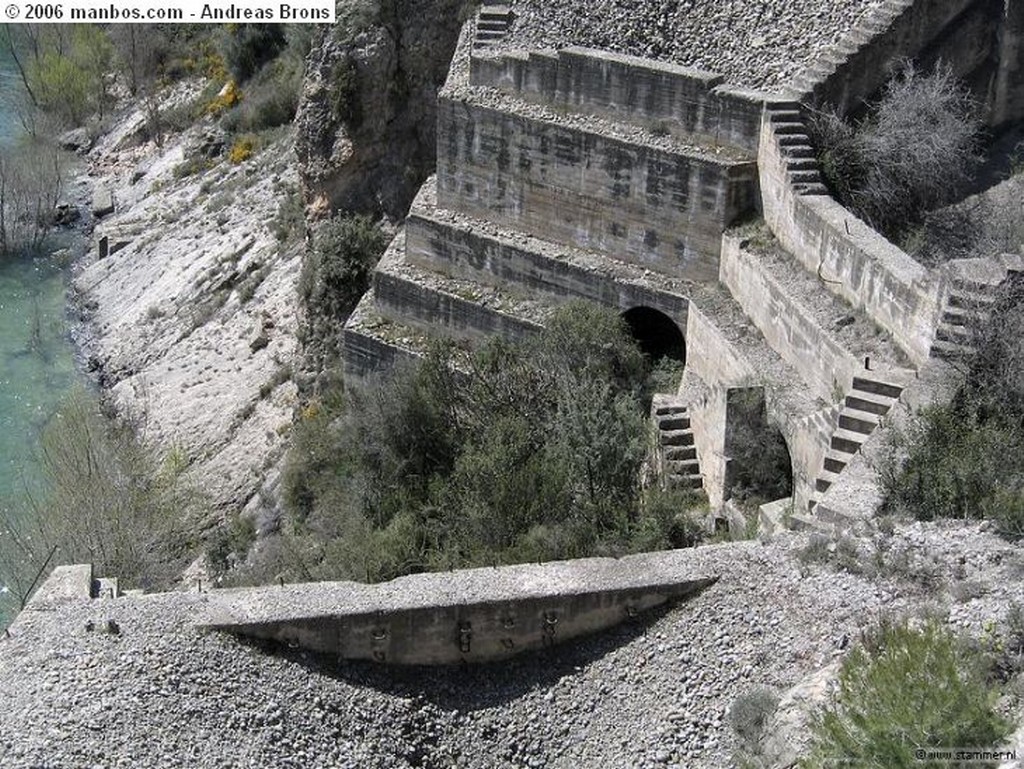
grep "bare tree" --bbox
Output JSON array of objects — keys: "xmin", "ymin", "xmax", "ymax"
[{"xmin": 0, "ymin": 139, "xmax": 63, "ymax": 257}]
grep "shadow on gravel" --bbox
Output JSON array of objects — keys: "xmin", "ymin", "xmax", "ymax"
[{"xmin": 248, "ymin": 602, "xmax": 676, "ymax": 710}]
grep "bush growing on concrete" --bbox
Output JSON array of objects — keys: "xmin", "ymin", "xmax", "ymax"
[
  {"xmin": 810, "ymin": 62, "xmax": 982, "ymax": 245},
  {"xmin": 802, "ymin": 618, "xmax": 1009, "ymax": 768},
  {"xmin": 272, "ymin": 302, "xmax": 702, "ymax": 584}
]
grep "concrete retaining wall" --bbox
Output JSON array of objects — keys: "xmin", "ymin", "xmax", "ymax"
[
  {"xmin": 199, "ymin": 550, "xmax": 719, "ymax": 664},
  {"xmin": 798, "ymin": 0, "xmax": 1023, "ymax": 127},
  {"xmin": 471, "ymin": 47, "xmax": 767, "ymax": 152},
  {"xmin": 406, "ymin": 210, "xmax": 690, "ymax": 326},
  {"xmin": 758, "ymin": 117, "xmax": 942, "ymax": 366},
  {"xmin": 681, "ymin": 308, "xmax": 756, "ymax": 507},
  {"xmin": 720, "ymin": 234, "xmax": 860, "ymax": 402},
  {"xmin": 436, "ymin": 97, "xmax": 758, "ymax": 282},
  {"xmin": 342, "ymin": 322, "xmax": 421, "ymax": 385},
  {"xmin": 373, "ymin": 267, "xmax": 541, "ymax": 344}
]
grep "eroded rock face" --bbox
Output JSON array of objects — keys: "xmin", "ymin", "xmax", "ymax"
[
  {"xmin": 295, "ymin": 0, "xmax": 475, "ymax": 220},
  {"xmin": 73, "ymin": 106, "xmax": 303, "ymax": 515}
]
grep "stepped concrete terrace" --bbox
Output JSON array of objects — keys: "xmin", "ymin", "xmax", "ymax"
[
  {"xmin": 346, "ymin": 1, "xmax": 1024, "ymax": 532},
  {"xmin": 438, "ymin": 38, "xmax": 761, "ymax": 283}
]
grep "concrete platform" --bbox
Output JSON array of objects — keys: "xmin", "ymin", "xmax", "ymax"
[{"xmin": 197, "ymin": 550, "xmax": 718, "ymax": 665}]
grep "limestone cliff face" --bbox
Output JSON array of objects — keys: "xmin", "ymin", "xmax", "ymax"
[
  {"xmin": 295, "ymin": 0, "xmax": 476, "ymax": 220},
  {"xmin": 74, "ymin": 86, "xmax": 302, "ymax": 518}
]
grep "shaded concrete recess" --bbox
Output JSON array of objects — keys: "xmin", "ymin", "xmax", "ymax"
[{"xmin": 197, "ymin": 551, "xmax": 717, "ymax": 665}]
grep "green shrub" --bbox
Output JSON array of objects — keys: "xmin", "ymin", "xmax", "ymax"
[
  {"xmin": 0, "ymin": 390, "xmax": 206, "ymax": 619},
  {"xmin": 270, "ymin": 302, "xmax": 706, "ymax": 585},
  {"xmin": 299, "ymin": 213, "xmax": 388, "ymax": 323},
  {"xmin": 803, "ymin": 618, "xmax": 1010, "ymax": 769},
  {"xmin": 219, "ymin": 24, "xmax": 286, "ymax": 82}
]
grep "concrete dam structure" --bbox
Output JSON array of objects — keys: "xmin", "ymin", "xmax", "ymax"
[{"xmin": 343, "ymin": 0, "xmax": 1024, "ymax": 523}]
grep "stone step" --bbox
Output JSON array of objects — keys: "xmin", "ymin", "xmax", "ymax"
[
  {"xmin": 822, "ymin": 450, "xmax": 848, "ymax": 475},
  {"xmin": 830, "ymin": 427, "xmax": 865, "ymax": 455},
  {"xmin": 653, "ymin": 401, "xmax": 688, "ymax": 417},
  {"xmin": 658, "ymin": 414, "xmax": 690, "ymax": 431},
  {"xmin": 850, "ymin": 376, "xmax": 903, "ymax": 400},
  {"xmin": 844, "ymin": 391, "xmax": 893, "ymax": 416},
  {"xmin": 789, "ymin": 170, "xmax": 822, "ymax": 185},
  {"xmin": 838, "ymin": 406, "xmax": 882, "ymax": 435},
  {"xmin": 796, "ymin": 182, "xmax": 829, "ymax": 196},
  {"xmin": 773, "ymin": 122, "xmax": 808, "ymax": 136},
  {"xmin": 942, "ymin": 305, "xmax": 980, "ymax": 326},
  {"xmin": 936, "ymin": 324, "xmax": 974, "ymax": 344},
  {"xmin": 666, "ymin": 458, "xmax": 700, "ymax": 475},
  {"xmin": 664, "ymin": 445, "xmax": 697, "ymax": 462},
  {"xmin": 784, "ymin": 145, "xmax": 816, "ymax": 159},
  {"xmin": 477, "ymin": 20, "xmax": 508, "ymax": 31},
  {"xmin": 930, "ymin": 339, "xmax": 974, "ymax": 360},
  {"xmin": 668, "ymin": 474, "xmax": 703, "ymax": 490},
  {"xmin": 947, "ymin": 289, "xmax": 996, "ymax": 310},
  {"xmin": 776, "ymin": 134, "xmax": 811, "ymax": 148},
  {"xmin": 814, "ymin": 468, "xmax": 840, "ymax": 494},
  {"xmin": 476, "ymin": 30, "xmax": 505, "ymax": 40},
  {"xmin": 787, "ymin": 158, "xmax": 820, "ymax": 172},
  {"xmin": 769, "ymin": 110, "xmax": 803, "ymax": 124},
  {"xmin": 661, "ymin": 429, "xmax": 695, "ymax": 447}
]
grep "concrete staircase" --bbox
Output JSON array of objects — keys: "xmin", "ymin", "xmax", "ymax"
[
  {"xmin": 930, "ymin": 277, "xmax": 996, "ymax": 361},
  {"xmin": 764, "ymin": 103, "xmax": 828, "ymax": 196},
  {"xmin": 787, "ymin": 0, "xmax": 917, "ymax": 100},
  {"xmin": 808, "ymin": 376, "xmax": 904, "ymax": 512},
  {"xmin": 474, "ymin": 4, "xmax": 512, "ymax": 50},
  {"xmin": 652, "ymin": 396, "xmax": 702, "ymax": 491}
]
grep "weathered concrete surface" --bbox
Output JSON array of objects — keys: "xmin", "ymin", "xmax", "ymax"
[
  {"xmin": 25, "ymin": 565, "xmax": 93, "ymax": 607},
  {"xmin": 436, "ymin": 88, "xmax": 758, "ymax": 282},
  {"xmin": 198, "ymin": 551, "xmax": 718, "ymax": 665},
  {"xmin": 406, "ymin": 176, "xmax": 692, "ymax": 322},
  {"xmin": 720, "ymin": 233, "xmax": 913, "ymax": 403},
  {"xmin": 471, "ymin": 47, "xmax": 768, "ymax": 152},
  {"xmin": 758, "ymin": 113, "xmax": 942, "ymax": 366}
]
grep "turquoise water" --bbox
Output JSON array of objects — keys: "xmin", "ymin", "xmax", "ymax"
[{"xmin": 0, "ymin": 51, "xmax": 80, "ymax": 618}]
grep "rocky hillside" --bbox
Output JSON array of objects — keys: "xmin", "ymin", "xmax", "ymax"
[
  {"xmin": 295, "ymin": 0, "xmax": 477, "ymax": 221},
  {"xmin": 73, "ymin": 84, "xmax": 302, "ymax": 521}
]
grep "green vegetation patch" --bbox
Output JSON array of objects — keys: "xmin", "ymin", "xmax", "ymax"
[
  {"xmin": 803, "ymin": 618, "xmax": 1011, "ymax": 769},
  {"xmin": 882, "ymin": 283, "xmax": 1024, "ymax": 539},
  {"xmin": 251, "ymin": 302, "xmax": 707, "ymax": 586}
]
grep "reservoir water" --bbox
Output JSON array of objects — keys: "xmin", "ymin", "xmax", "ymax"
[{"xmin": 0, "ymin": 51, "xmax": 80, "ymax": 620}]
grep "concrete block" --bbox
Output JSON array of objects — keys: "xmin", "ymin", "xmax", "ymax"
[{"xmin": 92, "ymin": 186, "xmax": 114, "ymax": 218}]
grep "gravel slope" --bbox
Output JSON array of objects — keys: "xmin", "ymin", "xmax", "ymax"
[
  {"xmin": 3, "ymin": 522, "xmax": 1021, "ymax": 769},
  {"xmin": 500, "ymin": 0, "xmax": 884, "ymax": 90}
]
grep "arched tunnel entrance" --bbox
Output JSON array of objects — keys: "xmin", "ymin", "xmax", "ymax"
[{"xmin": 621, "ymin": 306, "xmax": 686, "ymax": 363}]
